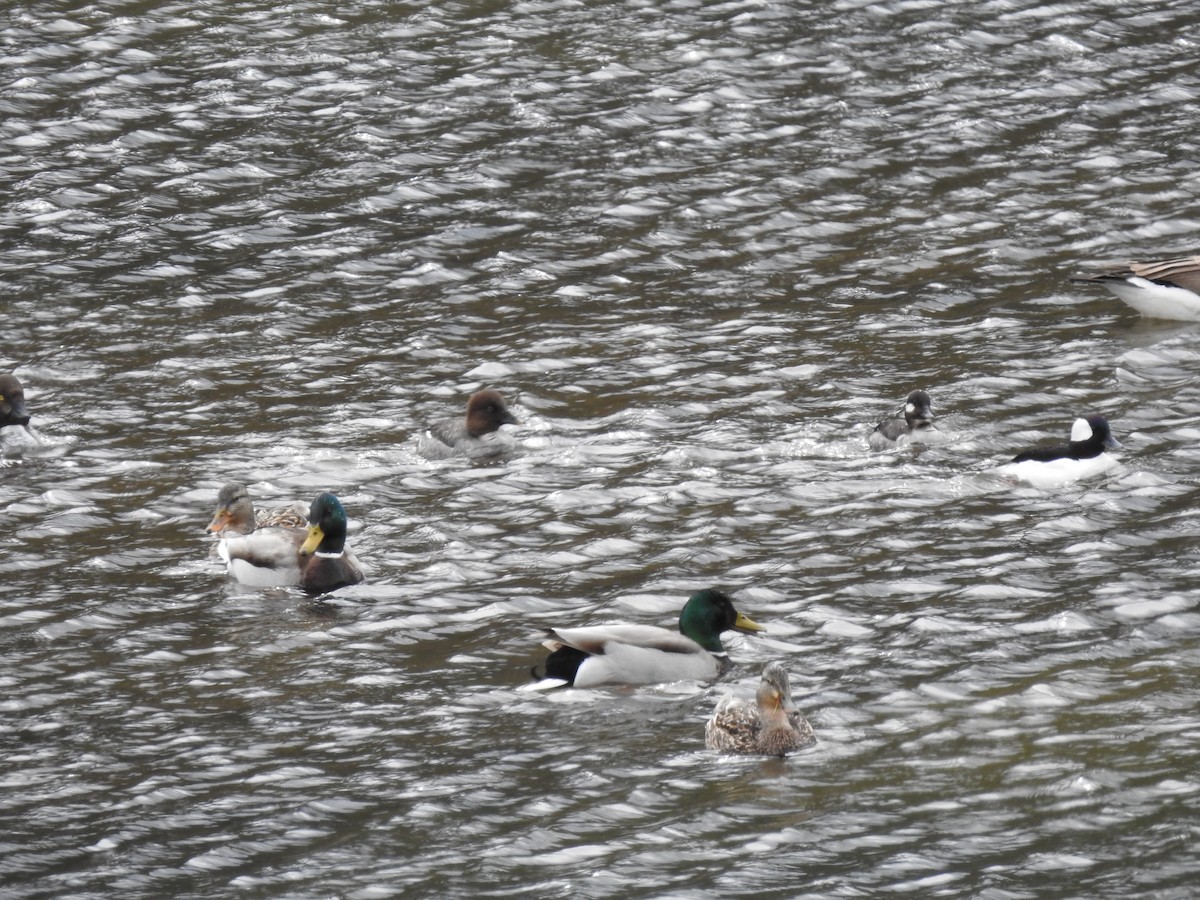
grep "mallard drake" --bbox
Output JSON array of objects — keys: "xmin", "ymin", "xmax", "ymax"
[
  {"xmin": 1071, "ymin": 255, "xmax": 1200, "ymax": 321},
  {"xmin": 528, "ymin": 588, "xmax": 765, "ymax": 689},
  {"xmin": 998, "ymin": 414, "xmax": 1121, "ymax": 488},
  {"xmin": 296, "ymin": 492, "xmax": 364, "ymax": 594},
  {"xmin": 705, "ymin": 661, "xmax": 815, "ymax": 756},
  {"xmin": 425, "ymin": 389, "xmax": 519, "ymax": 458},
  {"xmin": 0, "ymin": 374, "xmax": 32, "ymax": 429},
  {"xmin": 207, "ymin": 483, "xmax": 308, "ymax": 536},
  {"xmin": 868, "ymin": 389, "xmax": 940, "ymax": 451}
]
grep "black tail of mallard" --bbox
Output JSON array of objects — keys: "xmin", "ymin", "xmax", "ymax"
[{"xmin": 530, "ymin": 644, "xmax": 587, "ymax": 686}]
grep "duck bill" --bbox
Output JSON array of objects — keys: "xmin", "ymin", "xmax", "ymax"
[
  {"xmin": 733, "ymin": 612, "xmax": 766, "ymax": 634},
  {"xmin": 206, "ymin": 509, "xmax": 232, "ymax": 533},
  {"xmin": 768, "ymin": 694, "xmax": 797, "ymax": 726},
  {"xmin": 9, "ymin": 399, "xmax": 30, "ymax": 427},
  {"xmin": 1104, "ymin": 434, "xmax": 1122, "ymax": 450},
  {"xmin": 299, "ymin": 524, "xmax": 324, "ymax": 556}
]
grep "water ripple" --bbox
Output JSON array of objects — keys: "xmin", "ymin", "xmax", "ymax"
[{"xmin": 5, "ymin": 0, "xmax": 1200, "ymax": 897}]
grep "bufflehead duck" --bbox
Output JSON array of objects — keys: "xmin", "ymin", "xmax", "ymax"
[
  {"xmin": 0, "ymin": 374, "xmax": 32, "ymax": 430},
  {"xmin": 998, "ymin": 415, "xmax": 1121, "ymax": 488},
  {"xmin": 705, "ymin": 661, "xmax": 815, "ymax": 757},
  {"xmin": 869, "ymin": 389, "xmax": 938, "ymax": 450},
  {"xmin": 526, "ymin": 588, "xmax": 765, "ymax": 690},
  {"xmin": 1071, "ymin": 255, "xmax": 1200, "ymax": 321},
  {"xmin": 424, "ymin": 389, "xmax": 519, "ymax": 458}
]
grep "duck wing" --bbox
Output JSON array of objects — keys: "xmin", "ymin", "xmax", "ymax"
[
  {"xmin": 218, "ymin": 527, "xmax": 305, "ymax": 586},
  {"xmin": 428, "ymin": 417, "xmax": 468, "ymax": 448},
  {"xmin": 705, "ymin": 695, "xmax": 761, "ymax": 752},
  {"xmin": 546, "ymin": 623, "xmax": 703, "ymax": 656},
  {"xmin": 1125, "ymin": 256, "xmax": 1200, "ymax": 292},
  {"xmin": 257, "ymin": 501, "xmax": 308, "ymax": 530}
]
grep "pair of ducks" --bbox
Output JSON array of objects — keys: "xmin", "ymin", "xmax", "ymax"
[
  {"xmin": 871, "ymin": 390, "xmax": 1122, "ymax": 488},
  {"xmin": 989, "ymin": 253, "xmax": 1200, "ymax": 483},
  {"xmin": 208, "ymin": 484, "xmax": 364, "ymax": 594},
  {"xmin": 532, "ymin": 587, "xmax": 815, "ymax": 757},
  {"xmin": 206, "ymin": 389, "xmax": 521, "ymax": 592}
]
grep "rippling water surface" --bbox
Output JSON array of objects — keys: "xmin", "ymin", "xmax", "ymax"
[{"xmin": 4, "ymin": 0, "xmax": 1200, "ymax": 897}]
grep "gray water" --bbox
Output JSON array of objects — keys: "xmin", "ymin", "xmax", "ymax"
[{"xmin": 4, "ymin": 0, "xmax": 1200, "ymax": 897}]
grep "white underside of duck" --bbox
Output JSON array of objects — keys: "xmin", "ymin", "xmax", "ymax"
[
  {"xmin": 541, "ymin": 622, "xmax": 726, "ymax": 688},
  {"xmin": 997, "ymin": 453, "xmax": 1119, "ymax": 489},
  {"xmin": 1100, "ymin": 277, "xmax": 1200, "ymax": 321},
  {"xmin": 217, "ymin": 532, "xmax": 303, "ymax": 587},
  {"xmin": 572, "ymin": 641, "xmax": 723, "ymax": 688}
]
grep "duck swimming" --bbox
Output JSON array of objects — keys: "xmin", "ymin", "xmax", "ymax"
[
  {"xmin": 1071, "ymin": 255, "xmax": 1200, "ymax": 321},
  {"xmin": 424, "ymin": 389, "xmax": 519, "ymax": 458},
  {"xmin": 207, "ymin": 483, "xmax": 308, "ymax": 536},
  {"xmin": 705, "ymin": 661, "xmax": 815, "ymax": 757},
  {"xmin": 998, "ymin": 414, "xmax": 1121, "ymax": 488},
  {"xmin": 296, "ymin": 492, "xmax": 364, "ymax": 594},
  {"xmin": 216, "ymin": 490, "xmax": 363, "ymax": 593},
  {"xmin": 528, "ymin": 588, "xmax": 765, "ymax": 689},
  {"xmin": 868, "ymin": 389, "xmax": 939, "ymax": 450},
  {"xmin": 0, "ymin": 374, "xmax": 32, "ymax": 430},
  {"xmin": 212, "ymin": 485, "xmax": 309, "ymax": 588}
]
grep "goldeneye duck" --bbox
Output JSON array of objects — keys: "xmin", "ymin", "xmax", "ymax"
[
  {"xmin": 525, "ymin": 588, "xmax": 765, "ymax": 690},
  {"xmin": 1071, "ymin": 255, "xmax": 1200, "ymax": 321},
  {"xmin": 424, "ymin": 389, "xmax": 519, "ymax": 458},
  {"xmin": 0, "ymin": 374, "xmax": 32, "ymax": 430},
  {"xmin": 705, "ymin": 661, "xmax": 815, "ymax": 757},
  {"xmin": 868, "ymin": 389, "xmax": 938, "ymax": 450},
  {"xmin": 998, "ymin": 414, "xmax": 1121, "ymax": 488}
]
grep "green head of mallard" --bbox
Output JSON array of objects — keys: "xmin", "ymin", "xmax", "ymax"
[
  {"xmin": 678, "ymin": 588, "xmax": 765, "ymax": 654},
  {"xmin": 300, "ymin": 492, "xmax": 350, "ymax": 557}
]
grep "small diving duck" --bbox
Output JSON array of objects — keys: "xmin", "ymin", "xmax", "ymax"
[
  {"xmin": 424, "ymin": 389, "xmax": 519, "ymax": 458},
  {"xmin": 528, "ymin": 588, "xmax": 765, "ymax": 689},
  {"xmin": 998, "ymin": 414, "xmax": 1121, "ymax": 488},
  {"xmin": 0, "ymin": 374, "xmax": 32, "ymax": 430},
  {"xmin": 868, "ymin": 389, "xmax": 938, "ymax": 450},
  {"xmin": 705, "ymin": 661, "xmax": 815, "ymax": 757},
  {"xmin": 1071, "ymin": 255, "xmax": 1200, "ymax": 321},
  {"xmin": 296, "ymin": 492, "xmax": 365, "ymax": 594}
]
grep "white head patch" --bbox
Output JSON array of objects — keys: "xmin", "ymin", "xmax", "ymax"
[
  {"xmin": 1069, "ymin": 417, "xmax": 1091, "ymax": 442},
  {"xmin": 905, "ymin": 402, "xmax": 916, "ymax": 414}
]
